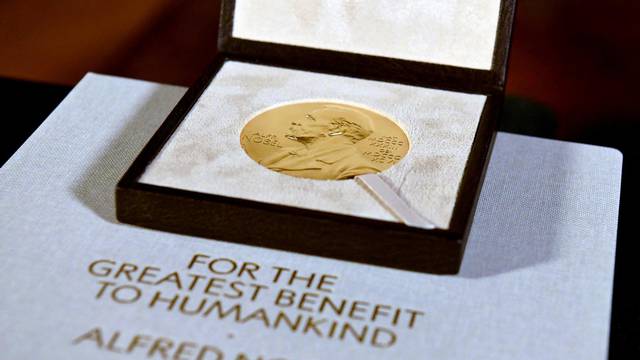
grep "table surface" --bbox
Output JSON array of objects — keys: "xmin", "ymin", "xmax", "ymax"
[{"xmin": 0, "ymin": 73, "xmax": 623, "ymax": 359}]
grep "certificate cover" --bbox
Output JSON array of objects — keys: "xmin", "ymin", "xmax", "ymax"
[{"xmin": 0, "ymin": 74, "xmax": 621, "ymax": 359}]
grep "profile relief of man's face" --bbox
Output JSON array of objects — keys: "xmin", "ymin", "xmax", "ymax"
[
  {"xmin": 286, "ymin": 105, "xmax": 374, "ymax": 145},
  {"xmin": 260, "ymin": 103, "xmax": 385, "ymax": 180}
]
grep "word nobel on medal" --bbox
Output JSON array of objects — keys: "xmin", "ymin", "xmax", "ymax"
[
  {"xmin": 239, "ymin": 100, "xmax": 435, "ymax": 229},
  {"xmin": 240, "ymin": 101, "xmax": 410, "ymax": 180}
]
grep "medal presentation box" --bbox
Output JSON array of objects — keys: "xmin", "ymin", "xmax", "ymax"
[{"xmin": 116, "ymin": 0, "xmax": 517, "ymax": 274}]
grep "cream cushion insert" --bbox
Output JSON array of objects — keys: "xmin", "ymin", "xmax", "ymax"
[
  {"xmin": 140, "ymin": 61, "xmax": 487, "ymax": 229},
  {"xmin": 232, "ymin": 0, "xmax": 502, "ymax": 70}
]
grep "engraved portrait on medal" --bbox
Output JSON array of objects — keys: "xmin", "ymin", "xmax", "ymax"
[{"xmin": 240, "ymin": 101, "xmax": 410, "ymax": 180}]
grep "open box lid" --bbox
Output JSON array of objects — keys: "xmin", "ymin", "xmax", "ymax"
[{"xmin": 219, "ymin": 0, "xmax": 516, "ymax": 93}]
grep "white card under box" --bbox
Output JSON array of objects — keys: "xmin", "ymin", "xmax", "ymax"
[{"xmin": 116, "ymin": 0, "xmax": 517, "ymax": 274}]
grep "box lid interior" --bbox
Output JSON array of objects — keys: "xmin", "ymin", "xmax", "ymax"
[{"xmin": 219, "ymin": 0, "xmax": 515, "ymax": 92}]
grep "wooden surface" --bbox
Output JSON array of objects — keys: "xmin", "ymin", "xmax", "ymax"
[{"xmin": 0, "ymin": 0, "xmax": 220, "ymax": 86}]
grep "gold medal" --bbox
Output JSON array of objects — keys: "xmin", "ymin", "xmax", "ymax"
[{"xmin": 240, "ymin": 101, "xmax": 410, "ymax": 180}]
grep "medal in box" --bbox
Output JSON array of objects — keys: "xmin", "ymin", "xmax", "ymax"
[{"xmin": 116, "ymin": 0, "xmax": 517, "ymax": 274}]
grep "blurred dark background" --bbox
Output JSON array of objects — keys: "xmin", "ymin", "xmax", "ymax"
[{"xmin": 0, "ymin": 0, "xmax": 637, "ymax": 358}]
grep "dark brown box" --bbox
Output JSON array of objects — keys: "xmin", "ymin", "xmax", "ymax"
[{"xmin": 116, "ymin": 0, "xmax": 517, "ymax": 274}]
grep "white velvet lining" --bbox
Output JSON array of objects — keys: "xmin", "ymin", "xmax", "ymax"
[
  {"xmin": 232, "ymin": 0, "xmax": 502, "ymax": 70},
  {"xmin": 140, "ymin": 61, "xmax": 487, "ymax": 229}
]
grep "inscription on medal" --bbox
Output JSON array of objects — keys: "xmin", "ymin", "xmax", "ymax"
[
  {"xmin": 364, "ymin": 136, "xmax": 406, "ymax": 165},
  {"xmin": 241, "ymin": 132, "xmax": 283, "ymax": 148}
]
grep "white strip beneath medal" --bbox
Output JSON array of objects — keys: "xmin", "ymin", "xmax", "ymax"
[{"xmin": 355, "ymin": 174, "xmax": 436, "ymax": 230}]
